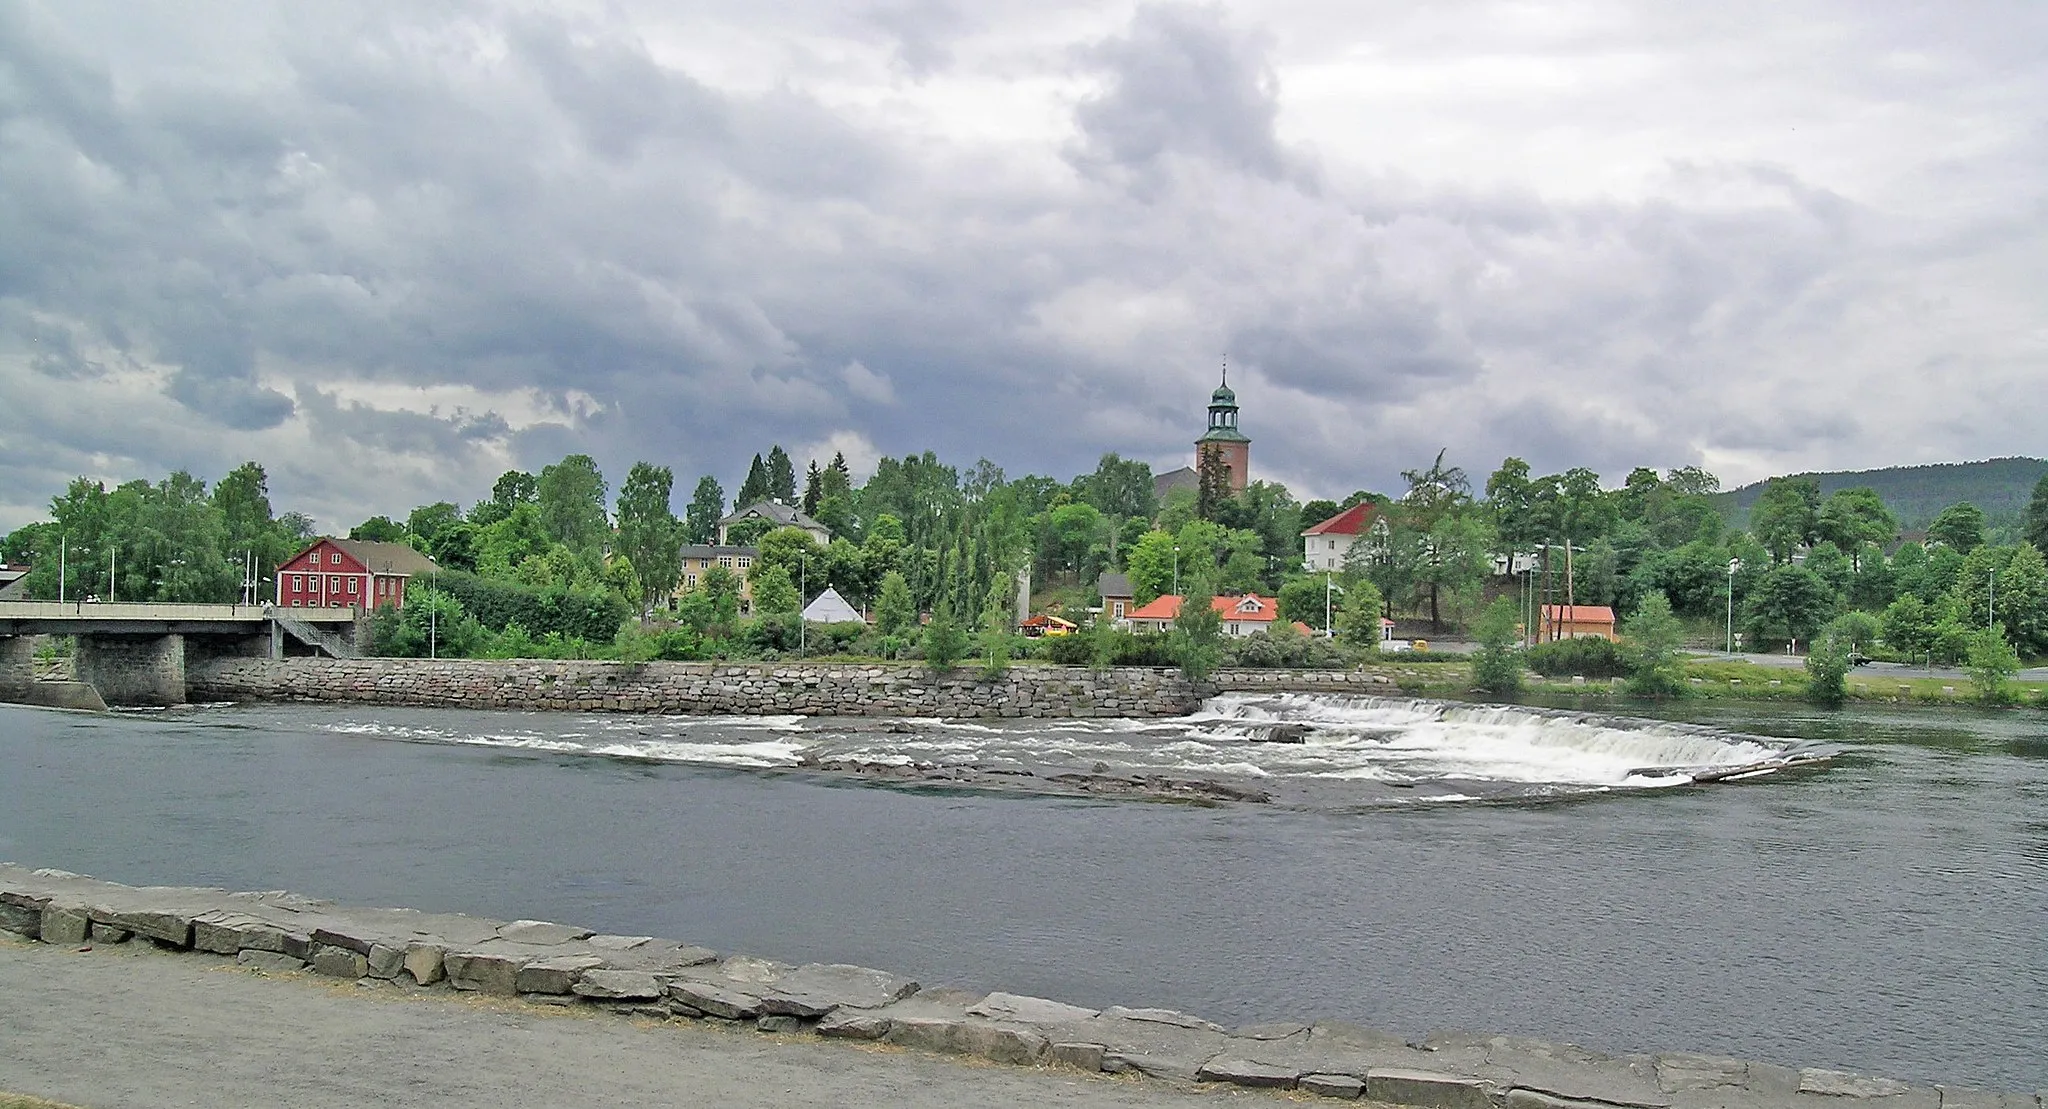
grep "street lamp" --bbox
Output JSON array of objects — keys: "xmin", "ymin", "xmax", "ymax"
[
  {"xmin": 1172, "ymin": 545, "xmax": 1181, "ymax": 595},
  {"xmin": 1323, "ymin": 573, "xmax": 1343, "ymax": 639},
  {"xmin": 799, "ymin": 553, "xmax": 808, "ymax": 653},
  {"xmin": 1726, "ymin": 558, "xmax": 1741, "ymax": 656}
]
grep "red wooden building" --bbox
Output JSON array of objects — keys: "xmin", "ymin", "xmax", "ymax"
[{"xmin": 275, "ymin": 538, "xmax": 440, "ymax": 612}]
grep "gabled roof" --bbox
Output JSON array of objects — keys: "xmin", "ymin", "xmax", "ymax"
[
  {"xmin": 1126, "ymin": 593, "xmax": 1284, "ymax": 623},
  {"xmin": 1097, "ymin": 572, "xmax": 1133, "ymax": 599},
  {"xmin": 719, "ymin": 500, "xmax": 829, "ymax": 533},
  {"xmin": 1302, "ymin": 502, "xmax": 1380, "ymax": 537},
  {"xmin": 318, "ymin": 538, "xmax": 440, "ymax": 576}
]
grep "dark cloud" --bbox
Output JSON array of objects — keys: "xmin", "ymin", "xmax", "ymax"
[{"xmin": 0, "ymin": 0, "xmax": 2042, "ymax": 530}]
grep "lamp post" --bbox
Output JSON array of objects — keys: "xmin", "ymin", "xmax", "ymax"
[
  {"xmin": 1172, "ymin": 545, "xmax": 1180, "ymax": 595},
  {"xmin": 799, "ymin": 553, "xmax": 808, "ymax": 653},
  {"xmin": 1726, "ymin": 558, "xmax": 1740, "ymax": 656},
  {"xmin": 1324, "ymin": 573, "xmax": 1344, "ymax": 639},
  {"xmin": 57, "ymin": 535, "xmax": 66, "ymax": 604}
]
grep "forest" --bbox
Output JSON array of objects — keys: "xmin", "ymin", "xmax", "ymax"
[{"xmin": 6, "ymin": 445, "xmax": 2047, "ymax": 675}]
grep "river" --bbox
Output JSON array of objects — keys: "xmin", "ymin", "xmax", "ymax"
[{"xmin": 1, "ymin": 694, "xmax": 2041, "ymax": 1090}]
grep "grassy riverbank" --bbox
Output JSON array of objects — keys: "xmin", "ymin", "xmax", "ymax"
[{"xmin": 1348, "ymin": 657, "xmax": 2048, "ymax": 707}]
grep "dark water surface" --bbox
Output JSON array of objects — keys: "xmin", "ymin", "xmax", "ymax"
[{"xmin": 1, "ymin": 697, "xmax": 2041, "ymax": 1089}]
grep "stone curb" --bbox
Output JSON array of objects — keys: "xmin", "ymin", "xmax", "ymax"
[{"xmin": 1, "ymin": 863, "xmax": 2034, "ymax": 1109}]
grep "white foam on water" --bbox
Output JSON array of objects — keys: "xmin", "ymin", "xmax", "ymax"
[
  {"xmin": 585, "ymin": 738, "xmax": 806, "ymax": 768},
  {"xmin": 1200, "ymin": 693, "xmax": 1796, "ymax": 788}
]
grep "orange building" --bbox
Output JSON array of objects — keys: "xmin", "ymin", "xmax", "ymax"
[{"xmin": 1538, "ymin": 604, "xmax": 1618, "ymax": 642}]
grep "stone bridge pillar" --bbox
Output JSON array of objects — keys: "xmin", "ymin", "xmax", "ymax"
[
  {"xmin": 0, "ymin": 635, "xmax": 33, "ymax": 701},
  {"xmin": 74, "ymin": 634, "xmax": 187, "ymax": 707}
]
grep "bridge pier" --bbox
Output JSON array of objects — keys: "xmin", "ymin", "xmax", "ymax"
[
  {"xmin": 0, "ymin": 636, "xmax": 32, "ymax": 701},
  {"xmin": 75, "ymin": 634, "xmax": 187, "ymax": 707}
]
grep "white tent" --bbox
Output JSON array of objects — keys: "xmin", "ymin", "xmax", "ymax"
[{"xmin": 801, "ymin": 587, "xmax": 864, "ymax": 624}]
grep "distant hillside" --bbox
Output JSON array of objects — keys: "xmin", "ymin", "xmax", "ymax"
[{"xmin": 1718, "ymin": 457, "xmax": 2047, "ymax": 530}]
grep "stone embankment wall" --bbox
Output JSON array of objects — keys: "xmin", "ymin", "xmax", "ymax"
[
  {"xmin": 2, "ymin": 865, "xmax": 2028, "ymax": 1107},
  {"xmin": 188, "ymin": 658, "xmax": 1212, "ymax": 717}
]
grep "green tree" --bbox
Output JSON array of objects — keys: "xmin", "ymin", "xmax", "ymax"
[
  {"xmin": 802, "ymin": 460, "xmax": 824, "ymax": 515},
  {"xmin": 1078, "ymin": 452, "xmax": 1157, "ymax": 521},
  {"xmin": 766, "ymin": 445, "xmax": 798, "ymax": 504},
  {"xmin": 1880, "ymin": 595, "xmax": 1936, "ymax": 661},
  {"xmin": 470, "ymin": 470, "xmax": 537, "ymax": 527},
  {"xmin": 683, "ymin": 476, "xmax": 725, "ymax": 545},
  {"xmin": 1125, "ymin": 529, "xmax": 1179, "ymax": 602},
  {"xmin": 1622, "ymin": 592, "xmax": 1686, "ymax": 696},
  {"xmin": 874, "ymin": 571, "xmax": 915, "ymax": 636},
  {"xmin": 615, "ymin": 462, "xmax": 681, "ymax": 620},
  {"xmin": 736, "ymin": 454, "xmax": 772, "ymax": 509},
  {"xmin": 1749, "ymin": 477, "xmax": 1821, "ymax": 563},
  {"xmin": 978, "ymin": 576, "xmax": 1014, "ymax": 678},
  {"xmin": 1805, "ymin": 620, "xmax": 1852, "ymax": 707},
  {"xmin": 1927, "ymin": 502, "xmax": 1985, "ymax": 554},
  {"xmin": 1744, "ymin": 563, "xmax": 1836, "ymax": 648},
  {"xmin": 474, "ymin": 503, "xmax": 554, "ymax": 578},
  {"xmin": 1965, "ymin": 627, "xmax": 2020, "ymax": 703},
  {"xmin": 1172, "ymin": 578, "xmax": 1223, "ymax": 681},
  {"xmin": 536, "ymin": 454, "xmax": 609, "ymax": 557},
  {"xmin": 351, "ymin": 516, "xmax": 406, "ymax": 542},
  {"xmin": 1335, "ymin": 579, "xmax": 1386, "ymax": 649},
  {"xmin": 2026, "ymin": 474, "xmax": 2048, "ymax": 559},
  {"xmin": 1195, "ymin": 445, "xmax": 1232, "ymax": 522},
  {"xmin": 1484, "ymin": 456, "xmax": 1541, "ymax": 556},
  {"xmin": 1277, "ymin": 575, "xmax": 1333, "ymax": 632},
  {"xmin": 1471, "ymin": 596, "xmax": 1523, "ymax": 696},
  {"xmin": 749, "ymin": 564, "xmax": 800, "ymax": 616},
  {"xmin": 1417, "ymin": 511, "xmax": 1494, "ymax": 631},
  {"xmin": 1816, "ymin": 488, "xmax": 1897, "ymax": 557},
  {"xmin": 756, "ymin": 527, "xmax": 826, "ymax": 589},
  {"xmin": 922, "ymin": 611, "xmax": 967, "ymax": 672}
]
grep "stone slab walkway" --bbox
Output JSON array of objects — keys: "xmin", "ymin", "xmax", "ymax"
[{"xmin": 2, "ymin": 864, "xmax": 2035, "ymax": 1109}]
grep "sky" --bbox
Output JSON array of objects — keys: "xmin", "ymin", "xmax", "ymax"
[{"xmin": 2, "ymin": 0, "xmax": 2044, "ymax": 532}]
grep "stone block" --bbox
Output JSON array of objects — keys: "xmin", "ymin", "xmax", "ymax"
[
  {"xmin": 761, "ymin": 963, "xmax": 920, "ymax": 1017},
  {"xmin": 95, "ymin": 907, "xmax": 195, "ymax": 948},
  {"xmin": 366, "ymin": 943, "xmax": 407, "ymax": 980},
  {"xmin": 756, "ymin": 1015, "xmax": 803, "ymax": 1034},
  {"xmin": 1798, "ymin": 1070, "xmax": 1928, "ymax": 1102},
  {"xmin": 1235, "ymin": 1022, "xmax": 1309, "ymax": 1041},
  {"xmin": 403, "ymin": 942, "xmax": 445, "ymax": 986},
  {"xmin": 954, "ymin": 1022, "xmax": 1050, "ymax": 1066},
  {"xmin": 1657, "ymin": 1053, "xmax": 1748, "ymax": 1093},
  {"xmin": 0, "ymin": 894, "xmax": 46, "ymax": 939},
  {"xmin": 966, "ymin": 991, "xmax": 1098, "ymax": 1025},
  {"xmin": 310, "ymin": 944, "xmax": 370, "ymax": 978},
  {"xmin": 497, "ymin": 919, "xmax": 595, "ymax": 945},
  {"xmin": 1507, "ymin": 1090, "xmax": 1616, "ymax": 1109},
  {"xmin": 1368, "ymin": 1067, "xmax": 1500, "ymax": 1109},
  {"xmin": 1101, "ymin": 1005, "xmax": 1228, "ymax": 1033},
  {"xmin": 515, "ymin": 954, "xmax": 606, "ymax": 995},
  {"xmin": 445, "ymin": 949, "xmax": 529, "ymax": 995},
  {"xmin": 571, "ymin": 970, "xmax": 664, "ymax": 1001},
  {"xmin": 1104, "ymin": 1051, "xmax": 1214, "ymax": 1083},
  {"xmin": 1302, "ymin": 1073, "xmax": 1367, "ymax": 1099},
  {"xmin": 1200, "ymin": 1057, "xmax": 1300, "ymax": 1089},
  {"xmin": 816, "ymin": 1009, "xmax": 890, "ymax": 1040},
  {"xmin": 41, "ymin": 906, "xmax": 89, "ymax": 945},
  {"xmin": 88, "ymin": 920, "xmax": 132, "ymax": 944},
  {"xmin": 1933, "ymin": 1088, "xmax": 2037, "ymax": 1109},
  {"xmin": 1050, "ymin": 1042, "xmax": 1107, "ymax": 1072},
  {"xmin": 236, "ymin": 950, "xmax": 307, "ymax": 973},
  {"xmin": 667, "ymin": 981, "xmax": 763, "ymax": 1020}
]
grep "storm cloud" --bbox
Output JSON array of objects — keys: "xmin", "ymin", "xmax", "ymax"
[{"xmin": 1, "ymin": 0, "xmax": 2042, "ymax": 530}]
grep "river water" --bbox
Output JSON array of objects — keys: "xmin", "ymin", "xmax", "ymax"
[{"xmin": 1, "ymin": 694, "xmax": 2042, "ymax": 1089}]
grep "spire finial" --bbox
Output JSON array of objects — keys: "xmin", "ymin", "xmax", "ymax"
[{"xmin": 1221, "ymin": 356, "xmax": 1228, "ymax": 388}]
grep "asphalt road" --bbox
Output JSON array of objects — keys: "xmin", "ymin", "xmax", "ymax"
[{"xmin": 0, "ymin": 939, "xmax": 1267, "ymax": 1109}]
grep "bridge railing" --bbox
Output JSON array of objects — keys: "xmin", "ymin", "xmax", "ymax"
[{"xmin": 0, "ymin": 601, "xmax": 358, "ymax": 623}]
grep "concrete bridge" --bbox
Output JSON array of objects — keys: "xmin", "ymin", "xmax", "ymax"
[{"xmin": 0, "ymin": 601, "xmax": 360, "ymax": 708}]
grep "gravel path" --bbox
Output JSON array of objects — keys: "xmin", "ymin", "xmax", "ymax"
[{"xmin": 0, "ymin": 939, "xmax": 1265, "ymax": 1109}]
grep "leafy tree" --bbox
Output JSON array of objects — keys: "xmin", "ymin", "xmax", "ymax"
[
  {"xmin": 749, "ymin": 564, "xmax": 800, "ymax": 616},
  {"xmin": 724, "ymin": 516, "xmax": 776, "ymax": 548},
  {"xmin": 1335, "ymin": 579, "xmax": 1386, "ymax": 649},
  {"xmin": 1079, "ymin": 452, "xmax": 1157, "ymax": 521},
  {"xmin": 1744, "ymin": 563, "xmax": 1836, "ymax": 648},
  {"xmin": 536, "ymin": 454, "xmax": 609, "ymax": 557},
  {"xmin": 371, "ymin": 587, "xmax": 487, "ymax": 658},
  {"xmin": 1622, "ymin": 592, "xmax": 1686, "ymax": 696},
  {"xmin": 1881, "ymin": 595, "xmax": 1936, "ymax": 661},
  {"xmin": 1417, "ymin": 511, "xmax": 1494, "ymax": 630},
  {"xmin": 756, "ymin": 527, "xmax": 826, "ymax": 590},
  {"xmin": 1277, "ymin": 575, "xmax": 1334, "ymax": 633},
  {"xmin": 1125, "ymin": 529, "xmax": 1179, "ymax": 602},
  {"xmin": 1965, "ymin": 628, "xmax": 2020, "ymax": 703},
  {"xmin": 922, "ymin": 611, "xmax": 967, "ymax": 672},
  {"xmin": 736, "ymin": 454, "xmax": 772, "ymax": 508},
  {"xmin": 470, "ymin": 470, "xmax": 537, "ymax": 527},
  {"xmin": 351, "ymin": 516, "xmax": 406, "ymax": 542},
  {"xmin": 474, "ymin": 503, "xmax": 554, "ymax": 578},
  {"xmin": 1471, "ymin": 596, "xmax": 1524, "ymax": 696},
  {"xmin": 407, "ymin": 502, "xmax": 463, "ymax": 544},
  {"xmin": 1749, "ymin": 477, "xmax": 1821, "ymax": 563},
  {"xmin": 1927, "ymin": 502, "xmax": 1985, "ymax": 554},
  {"xmin": 1172, "ymin": 578, "xmax": 1223, "ymax": 681},
  {"xmin": 766, "ymin": 445, "xmax": 798, "ymax": 504},
  {"xmin": 1830, "ymin": 610, "xmax": 1882, "ymax": 657},
  {"xmin": 2026, "ymin": 474, "xmax": 2048, "ymax": 559},
  {"xmin": 1805, "ymin": 622, "xmax": 1852, "ymax": 707},
  {"xmin": 874, "ymin": 571, "xmax": 915, "ymax": 637},
  {"xmin": 802, "ymin": 460, "xmax": 824, "ymax": 515},
  {"xmin": 428, "ymin": 521, "xmax": 479, "ymax": 573},
  {"xmin": 683, "ymin": 476, "xmax": 724, "ymax": 545},
  {"xmin": 979, "ymin": 578, "xmax": 1014, "ymax": 678},
  {"xmin": 1816, "ymin": 488, "xmax": 1897, "ymax": 556},
  {"xmin": 1195, "ymin": 445, "xmax": 1232, "ymax": 521},
  {"xmin": 1483, "ymin": 456, "xmax": 1542, "ymax": 556},
  {"xmin": 615, "ymin": 462, "xmax": 681, "ymax": 620},
  {"xmin": 1803, "ymin": 541, "xmax": 1853, "ymax": 602},
  {"xmin": 1978, "ymin": 542, "xmax": 2048, "ymax": 656}
]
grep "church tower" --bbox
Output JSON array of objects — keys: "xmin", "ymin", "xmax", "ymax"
[{"xmin": 1195, "ymin": 370, "xmax": 1250, "ymax": 493}]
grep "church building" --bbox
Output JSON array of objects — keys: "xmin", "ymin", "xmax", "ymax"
[{"xmin": 1153, "ymin": 374, "xmax": 1252, "ymax": 500}]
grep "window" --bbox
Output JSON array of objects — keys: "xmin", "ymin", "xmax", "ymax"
[
  {"xmin": 718, "ymin": 556, "xmax": 733, "ymax": 568},
  {"xmin": 292, "ymin": 598, "xmax": 302, "ymax": 607},
  {"xmin": 737, "ymin": 557, "xmax": 752, "ymax": 569},
  {"xmin": 1112, "ymin": 601, "xmax": 1125, "ymax": 618},
  {"xmin": 330, "ymin": 552, "xmax": 341, "ymax": 565},
  {"xmin": 348, "ymin": 579, "xmax": 359, "ymax": 595},
  {"xmin": 329, "ymin": 575, "xmax": 340, "ymax": 591},
  {"xmin": 686, "ymin": 574, "xmax": 697, "ymax": 587}
]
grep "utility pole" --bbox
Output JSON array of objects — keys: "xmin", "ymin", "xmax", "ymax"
[
  {"xmin": 1727, "ymin": 558, "xmax": 1739, "ymax": 656},
  {"xmin": 108, "ymin": 546, "xmax": 116, "ymax": 603},
  {"xmin": 799, "ymin": 554, "xmax": 808, "ymax": 653},
  {"xmin": 429, "ymin": 570, "xmax": 438, "ymax": 659},
  {"xmin": 58, "ymin": 535, "xmax": 66, "ymax": 604}
]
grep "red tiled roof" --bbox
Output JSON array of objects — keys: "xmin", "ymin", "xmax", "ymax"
[
  {"xmin": 1302, "ymin": 502, "xmax": 1378, "ymax": 536},
  {"xmin": 1126, "ymin": 594, "xmax": 1284, "ymax": 622}
]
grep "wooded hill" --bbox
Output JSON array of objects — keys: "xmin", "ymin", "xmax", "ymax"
[{"xmin": 1718, "ymin": 457, "xmax": 2048, "ymax": 530}]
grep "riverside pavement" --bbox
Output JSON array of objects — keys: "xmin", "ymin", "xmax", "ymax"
[{"xmin": 1, "ymin": 864, "xmax": 2036, "ymax": 1109}]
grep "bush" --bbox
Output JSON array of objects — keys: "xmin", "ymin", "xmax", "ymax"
[
  {"xmin": 1966, "ymin": 628, "xmax": 2021, "ymax": 704},
  {"xmin": 434, "ymin": 570, "xmax": 631, "ymax": 642},
  {"xmin": 1221, "ymin": 626, "xmax": 1355, "ymax": 669},
  {"xmin": 1036, "ymin": 632, "xmax": 1096, "ymax": 665},
  {"xmin": 1622, "ymin": 593, "xmax": 1687, "ymax": 697},
  {"xmin": 1805, "ymin": 623, "xmax": 1852, "ymax": 708},
  {"xmin": 1470, "ymin": 596, "xmax": 1523, "ymax": 696},
  {"xmin": 1525, "ymin": 636, "xmax": 1627, "ymax": 679},
  {"xmin": 922, "ymin": 612, "xmax": 967, "ymax": 673}
]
